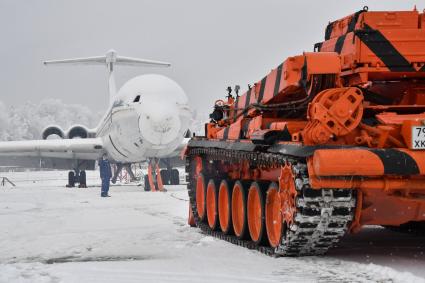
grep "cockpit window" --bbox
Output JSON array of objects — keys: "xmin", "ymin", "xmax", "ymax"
[{"xmin": 133, "ymin": 95, "xmax": 141, "ymax": 103}]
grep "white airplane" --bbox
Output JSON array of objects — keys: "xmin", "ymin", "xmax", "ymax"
[{"xmin": 0, "ymin": 49, "xmax": 191, "ymax": 191}]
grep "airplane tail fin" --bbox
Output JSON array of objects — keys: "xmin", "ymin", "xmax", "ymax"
[{"xmin": 44, "ymin": 49, "xmax": 171, "ymax": 103}]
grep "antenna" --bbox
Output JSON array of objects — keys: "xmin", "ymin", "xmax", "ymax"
[{"xmin": 44, "ymin": 49, "xmax": 171, "ymax": 104}]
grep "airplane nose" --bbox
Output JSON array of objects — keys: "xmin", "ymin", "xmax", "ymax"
[
  {"xmin": 151, "ymin": 116, "xmax": 175, "ymax": 133},
  {"xmin": 139, "ymin": 102, "xmax": 181, "ymax": 145}
]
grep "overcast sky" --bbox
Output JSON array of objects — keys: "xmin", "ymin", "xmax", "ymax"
[{"xmin": 0, "ymin": 0, "xmax": 422, "ymax": 119}]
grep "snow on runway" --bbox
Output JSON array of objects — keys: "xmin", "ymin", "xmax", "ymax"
[{"xmin": 0, "ymin": 171, "xmax": 424, "ymax": 283}]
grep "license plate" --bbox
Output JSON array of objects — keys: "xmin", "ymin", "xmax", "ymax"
[{"xmin": 412, "ymin": 126, "xmax": 425, "ymax": 149}]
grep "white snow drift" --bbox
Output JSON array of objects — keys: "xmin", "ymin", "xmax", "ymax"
[{"xmin": 0, "ymin": 171, "xmax": 424, "ymax": 283}]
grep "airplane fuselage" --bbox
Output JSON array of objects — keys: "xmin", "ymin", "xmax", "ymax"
[
  {"xmin": 0, "ymin": 51, "xmax": 188, "ymax": 188},
  {"xmin": 96, "ymin": 74, "xmax": 191, "ymax": 163}
]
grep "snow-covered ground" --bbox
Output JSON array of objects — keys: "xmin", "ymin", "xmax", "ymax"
[{"xmin": 0, "ymin": 171, "xmax": 424, "ymax": 283}]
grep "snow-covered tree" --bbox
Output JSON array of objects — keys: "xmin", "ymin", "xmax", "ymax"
[{"xmin": 0, "ymin": 99, "xmax": 102, "ymax": 141}]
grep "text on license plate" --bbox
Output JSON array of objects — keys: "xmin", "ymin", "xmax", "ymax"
[{"xmin": 413, "ymin": 126, "xmax": 425, "ymax": 149}]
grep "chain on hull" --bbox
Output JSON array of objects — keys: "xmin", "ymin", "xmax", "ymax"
[{"xmin": 186, "ymin": 146, "xmax": 357, "ymax": 256}]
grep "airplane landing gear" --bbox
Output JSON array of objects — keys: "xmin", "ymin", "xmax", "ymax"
[
  {"xmin": 171, "ymin": 168, "xmax": 179, "ymax": 185},
  {"xmin": 111, "ymin": 163, "xmax": 138, "ymax": 184},
  {"xmin": 160, "ymin": 170, "xmax": 170, "ymax": 185},
  {"xmin": 67, "ymin": 171, "xmax": 75, "ymax": 188},
  {"xmin": 79, "ymin": 171, "xmax": 87, "ymax": 188},
  {"xmin": 145, "ymin": 159, "xmax": 166, "ymax": 192},
  {"xmin": 144, "ymin": 159, "xmax": 181, "ymax": 191},
  {"xmin": 66, "ymin": 169, "xmax": 87, "ymax": 188},
  {"xmin": 144, "ymin": 175, "xmax": 151, "ymax": 191},
  {"xmin": 159, "ymin": 168, "xmax": 180, "ymax": 185}
]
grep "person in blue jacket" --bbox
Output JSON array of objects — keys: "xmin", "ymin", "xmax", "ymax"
[{"xmin": 99, "ymin": 154, "xmax": 112, "ymax": 197}]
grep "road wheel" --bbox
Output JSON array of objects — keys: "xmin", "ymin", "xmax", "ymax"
[
  {"xmin": 265, "ymin": 182, "xmax": 282, "ymax": 248},
  {"xmin": 206, "ymin": 179, "xmax": 219, "ymax": 230},
  {"xmin": 232, "ymin": 181, "xmax": 249, "ymax": 239},
  {"xmin": 247, "ymin": 182, "xmax": 267, "ymax": 245},
  {"xmin": 218, "ymin": 179, "xmax": 233, "ymax": 234},
  {"xmin": 196, "ymin": 173, "xmax": 207, "ymax": 221}
]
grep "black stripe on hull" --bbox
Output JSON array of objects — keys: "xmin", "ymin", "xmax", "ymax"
[
  {"xmin": 355, "ymin": 24, "xmax": 415, "ymax": 72},
  {"xmin": 273, "ymin": 63, "xmax": 283, "ymax": 97},
  {"xmin": 258, "ymin": 77, "xmax": 267, "ymax": 102},
  {"xmin": 325, "ymin": 22, "xmax": 333, "ymax": 41},
  {"xmin": 233, "ymin": 96, "xmax": 239, "ymax": 122},
  {"xmin": 347, "ymin": 9, "xmax": 366, "ymax": 33},
  {"xmin": 334, "ymin": 35, "xmax": 346, "ymax": 54},
  {"xmin": 222, "ymin": 127, "xmax": 229, "ymax": 141},
  {"xmin": 369, "ymin": 149, "xmax": 420, "ymax": 175},
  {"xmin": 243, "ymin": 89, "xmax": 252, "ymax": 118}
]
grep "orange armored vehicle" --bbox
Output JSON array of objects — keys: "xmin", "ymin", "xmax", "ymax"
[{"xmin": 185, "ymin": 7, "xmax": 425, "ymax": 256}]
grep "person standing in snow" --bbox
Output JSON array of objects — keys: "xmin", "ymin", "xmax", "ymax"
[{"xmin": 99, "ymin": 154, "xmax": 112, "ymax": 197}]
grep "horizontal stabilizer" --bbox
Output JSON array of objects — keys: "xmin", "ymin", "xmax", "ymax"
[
  {"xmin": 43, "ymin": 56, "xmax": 108, "ymax": 66},
  {"xmin": 44, "ymin": 49, "xmax": 171, "ymax": 67},
  {"xmin": 114, "ymin": 56, "xmax": 170, "ymax": 67},
  {"xmin": 43, "ymin": 49, "xmax": 170, "ymax": 104}
]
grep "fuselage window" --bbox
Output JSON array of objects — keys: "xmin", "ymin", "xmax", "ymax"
[{"xmin": 133, "ymin": 95, "xmax": 141, "ymax": 103}]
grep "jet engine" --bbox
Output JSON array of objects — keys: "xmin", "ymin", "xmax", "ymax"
[
  {"xmin": 67, "ymin": 125, "xmax": 91, "ymax": 139},
  {"xmin": 42, "ymin": 125, "xmax": 65, "ymax": 140}
]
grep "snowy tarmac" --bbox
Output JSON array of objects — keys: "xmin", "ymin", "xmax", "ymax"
[{"xmin": 0, "ymin": 171, "xmax": 425, "ymax": 283}]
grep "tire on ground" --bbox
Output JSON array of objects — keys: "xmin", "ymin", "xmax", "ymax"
[
  {"xmin": 171, "ymin": 169, "xmax": 180, "ymax": 185},
  {"xmin": 144, "ymin": 176, "xmax": 151, "ymax": 191}
]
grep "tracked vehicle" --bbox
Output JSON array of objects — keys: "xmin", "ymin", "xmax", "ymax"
[{"xmin": 185, "ymin": 7, "xmax": 425, "ymax": 256}]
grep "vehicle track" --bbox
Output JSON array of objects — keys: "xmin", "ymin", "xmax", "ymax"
[{"xmin": 187, "ymin": 146, "xmax": 357, "ymax": 256}]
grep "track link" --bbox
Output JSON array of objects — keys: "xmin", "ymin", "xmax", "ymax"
[{"xmin": 186, "ymin": 146, "xmax": 357, "ymax": 256}]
